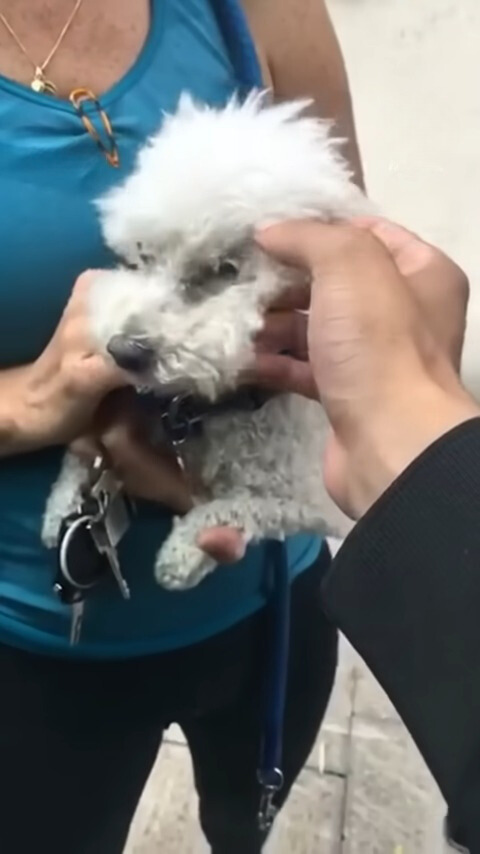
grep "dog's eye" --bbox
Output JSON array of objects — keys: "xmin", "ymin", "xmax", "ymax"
[
  {"xmin": 182, "ymin": 258, "xmax": 240, "ymax": 294},
  {"xmin": 216, "ymin": 259, "xmax": 240, "ymax": 280},
  {"xmin": 187, "ymin": 270, "xmax": 207, "ymax": 288}
]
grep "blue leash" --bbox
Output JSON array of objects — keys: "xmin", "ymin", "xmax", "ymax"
[
  {"xmin": 210, "ymin": 0, "xmax": 263, "ymax": 95},
  {"xmin": 210, "ymin": 0, "xmax": 291, "ymax": 832},
  {"xmin": 257, "ymin": 539, "xmax": 291, "ymax": 832}
]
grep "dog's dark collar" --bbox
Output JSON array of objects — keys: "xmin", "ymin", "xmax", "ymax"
[{"xmin": 141, "ymin": 387, "xmax": 272, "ymax": 448}]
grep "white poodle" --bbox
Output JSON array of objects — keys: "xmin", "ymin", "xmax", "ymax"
[{"xmin": 42, "ymin": 92, "xmax": 372, "ymax": 589}]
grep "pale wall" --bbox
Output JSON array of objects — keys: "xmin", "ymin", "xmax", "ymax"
[{"xmin": 328, "ymin": 0, "xmax": 480, "ymax": 395}]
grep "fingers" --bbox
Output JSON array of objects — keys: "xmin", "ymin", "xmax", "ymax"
[
  {"xmin": 256, "ymin": 220, "xmax": 335, "ymax": 270},
  {"xmin": 352, "ymin": 217, "xmax": 468, "ymax": 371},
  {"xmin": 257, "ymin": 217, "xmax": 435, "ymax": 285},
  {"xmin": 197, "ymin": 527, "xmax": 247, "ymax": 563},
  {"xmin": 256, "ymin": 310, "xmax": 308, "ymax": 358},
  {"xmin": 259, "ymin": 220, "xmax": 406, "ymax": 341},
  {"xmin": 351, "ymin": 217, "xmax": 435, "ymax": 278},
  {"xmin": 61, "ymin": 271, "xmax": 131, "ymax": 398},
  {"xmin": 69, "ymin": 434, "xmax": 102, "ymax": 460},
  {"xmin": 72, "ymin": 268, "xmax": 103, "ymax": 295},
  {"xmin": 253, "ymin": 352, "xmax": 318, "ymax": 399},
  {"xmin": 266, "ymin": 281, "xmax": 311, "ymax": 311},
  {"xmin": 98, "ymin": 422, "xmax": 193, "ymax": 514},
  {"xmin": 86, "ymin": 354, "xmax": 131, "ymax": 395},
  {"xmin": 257, "ymin": 220, "xmax": 397, "ymax": 286},
  {"xmin": 71, "ymin": 431, "xmax": 247, "ymax": 564}
]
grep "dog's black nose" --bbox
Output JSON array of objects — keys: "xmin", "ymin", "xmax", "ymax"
[{"xmin": 107, "ymin": 335, "xmax": 155, "ymax": 372}]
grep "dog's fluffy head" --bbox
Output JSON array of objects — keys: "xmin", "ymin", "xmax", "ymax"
[{"xmin": 92, "ymin": 92, "xmax": 372, "ymax": 399}]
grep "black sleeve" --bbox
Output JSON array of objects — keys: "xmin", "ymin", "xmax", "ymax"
[{"xmin": 321, "ymin": 417, "xmax": 480, "ymax": 852}]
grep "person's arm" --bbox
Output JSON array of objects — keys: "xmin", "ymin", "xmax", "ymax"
[
  {"xmin": 202, "ymin": 212, "xmax": 480, "ymax": 848},
  {"xmin": 246, "ymin": 218, "xmax": 480, "ymax": 850},
  {"xmin": 242, "ymin": 0, "xmax": 364, "ymax": 187},
  {"xmin": 322, "ymin": 417, "xmax": 480, "ymax": 852}
]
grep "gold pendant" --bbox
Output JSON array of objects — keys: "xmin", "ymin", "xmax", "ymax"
[{"xmin": 31, "ymin": 67, "xmax": 57, "ymax": 96}]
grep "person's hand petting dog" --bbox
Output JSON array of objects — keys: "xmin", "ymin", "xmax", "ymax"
[
  {"xmin": 253, "ymin": 216, "xmax": 469, "ymax": 399},
  {"xmin": 199, "ymin": 216, "xmax": 478, "ymax": 561},
  {"xmin": 0, "ymin": 270, "xmax": 129, "ymax": 456}
]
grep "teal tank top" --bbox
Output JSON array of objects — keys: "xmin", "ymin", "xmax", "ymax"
[{"xmin": 0, "ymin": 0, "xmax": 321, "ymax": 658}]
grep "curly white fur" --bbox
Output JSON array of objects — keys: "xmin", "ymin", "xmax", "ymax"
[{"xmin": 42, "ymin": 92, "xmax": 373, "ymax": 589}]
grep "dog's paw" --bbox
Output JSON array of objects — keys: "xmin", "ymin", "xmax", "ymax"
[
  {"xmin": 41, "ymin": 511, "xmax": 64, "ymax": 550},
  {"xmin": 155, "ymin": 540, "xmax": 217, "ymax": 590}
]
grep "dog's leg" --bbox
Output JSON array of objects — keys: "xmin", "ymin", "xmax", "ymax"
[
  {"xmin": 42, "ymin": 452, "xmax": 90, "ymax": 548},
  {"xmin": 155, "ymin": 494, "xmax": 330, "ymax": 590}
]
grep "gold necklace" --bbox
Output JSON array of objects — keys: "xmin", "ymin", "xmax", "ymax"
[{"xmin": 0, "ymin": 0, "xmax": 85, "ymax": 95}]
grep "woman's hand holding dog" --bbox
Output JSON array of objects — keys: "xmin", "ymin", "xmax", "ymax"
[
  {"xmin": 0, "ymin": 271, "xmax": 128, "ymax": 456},
  {"xmin": 0, "ymin": 267, "xmax": 193, "ymax": 515},
  {"xmin": 70, "ymin": 391, "xmax": 193, "ymax": 516}
]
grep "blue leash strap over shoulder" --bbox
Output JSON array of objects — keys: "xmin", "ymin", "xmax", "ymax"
[
  {"xmin": 210, "ymin": 0, "xmax": 291, "ymax": 834},
  {"xmin": 210, "ymin": 0, "xmax": 264, "ymax": 94}
]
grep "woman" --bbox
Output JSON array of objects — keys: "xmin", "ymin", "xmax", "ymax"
[{"xmin": 0, "ymin": 1, "xmax": 362, "ymax": 852}]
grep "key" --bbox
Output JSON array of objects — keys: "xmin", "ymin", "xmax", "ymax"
[
  {"xmin": 54, "ymin": 575, "xmax": 86, "ymax": 646},
  {"xmin": 70, "ymin": 599, "xmax": 85, "ymax": 646},
  {"xmin": 88, "ymin": 492, "xmax": 131, "ymax": 600},
  {"xmin": 103, "ymin": 486, "xmax": 132, "ymax": 547},
  {"xmin": 88, "ymin": 464, "xmax": 132, "ymax": 544},
  {"xmin": 87, "ymin": 463, "xmax": 132, "ymax": 599},
  {"xmin": 88, "ymin": 466, "xmax": 122, "ymax": 515},
  {"xmin": 90, "ymin": 518, "xmax": 131, "ymax": 599}
]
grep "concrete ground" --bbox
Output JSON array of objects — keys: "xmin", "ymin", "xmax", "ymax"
[
  {"xmin": 126, "ymin": 1, "xmax": 480, "ymax": 851},
  {"xmin": 125, "ymin": 549, "xmax": 450, "ymax": 854}
]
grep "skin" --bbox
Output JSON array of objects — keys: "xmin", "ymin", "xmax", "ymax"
[
  {"xmin": 258, "ymin": 221, "xmax": 479, "ymax": 518},
  {"xmin": 242, "ymin": 0, "xmax": 364, "ymax": 187},
  {"xmin": 0, "ymin": 0, "xmax": 150, "ymax": 99},
  {"xmin": 250, "ymin": 217, "xmax": 469, "ymax": 400},
  {"xmin": 0, "ymin": 0, "xmax": 362, "ymax": 189}
]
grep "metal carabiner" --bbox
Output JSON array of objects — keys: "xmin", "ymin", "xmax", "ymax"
[
  {"xmin": 258, "ymin": 777, "xmax": 283, "ymax": 833},
  {"xmin": 161, "ymin": 394, "xmax": 205, "ymax": 446}
]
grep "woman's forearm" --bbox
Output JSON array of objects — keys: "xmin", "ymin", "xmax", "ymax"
[{"xmin": 0, "ymin": 363, "xmax": 53, "ymax": 457}]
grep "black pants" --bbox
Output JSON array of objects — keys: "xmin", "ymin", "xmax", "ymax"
[{"xmin": 0, "ymin": 545, "xmax": 337, "ymax": 854}]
